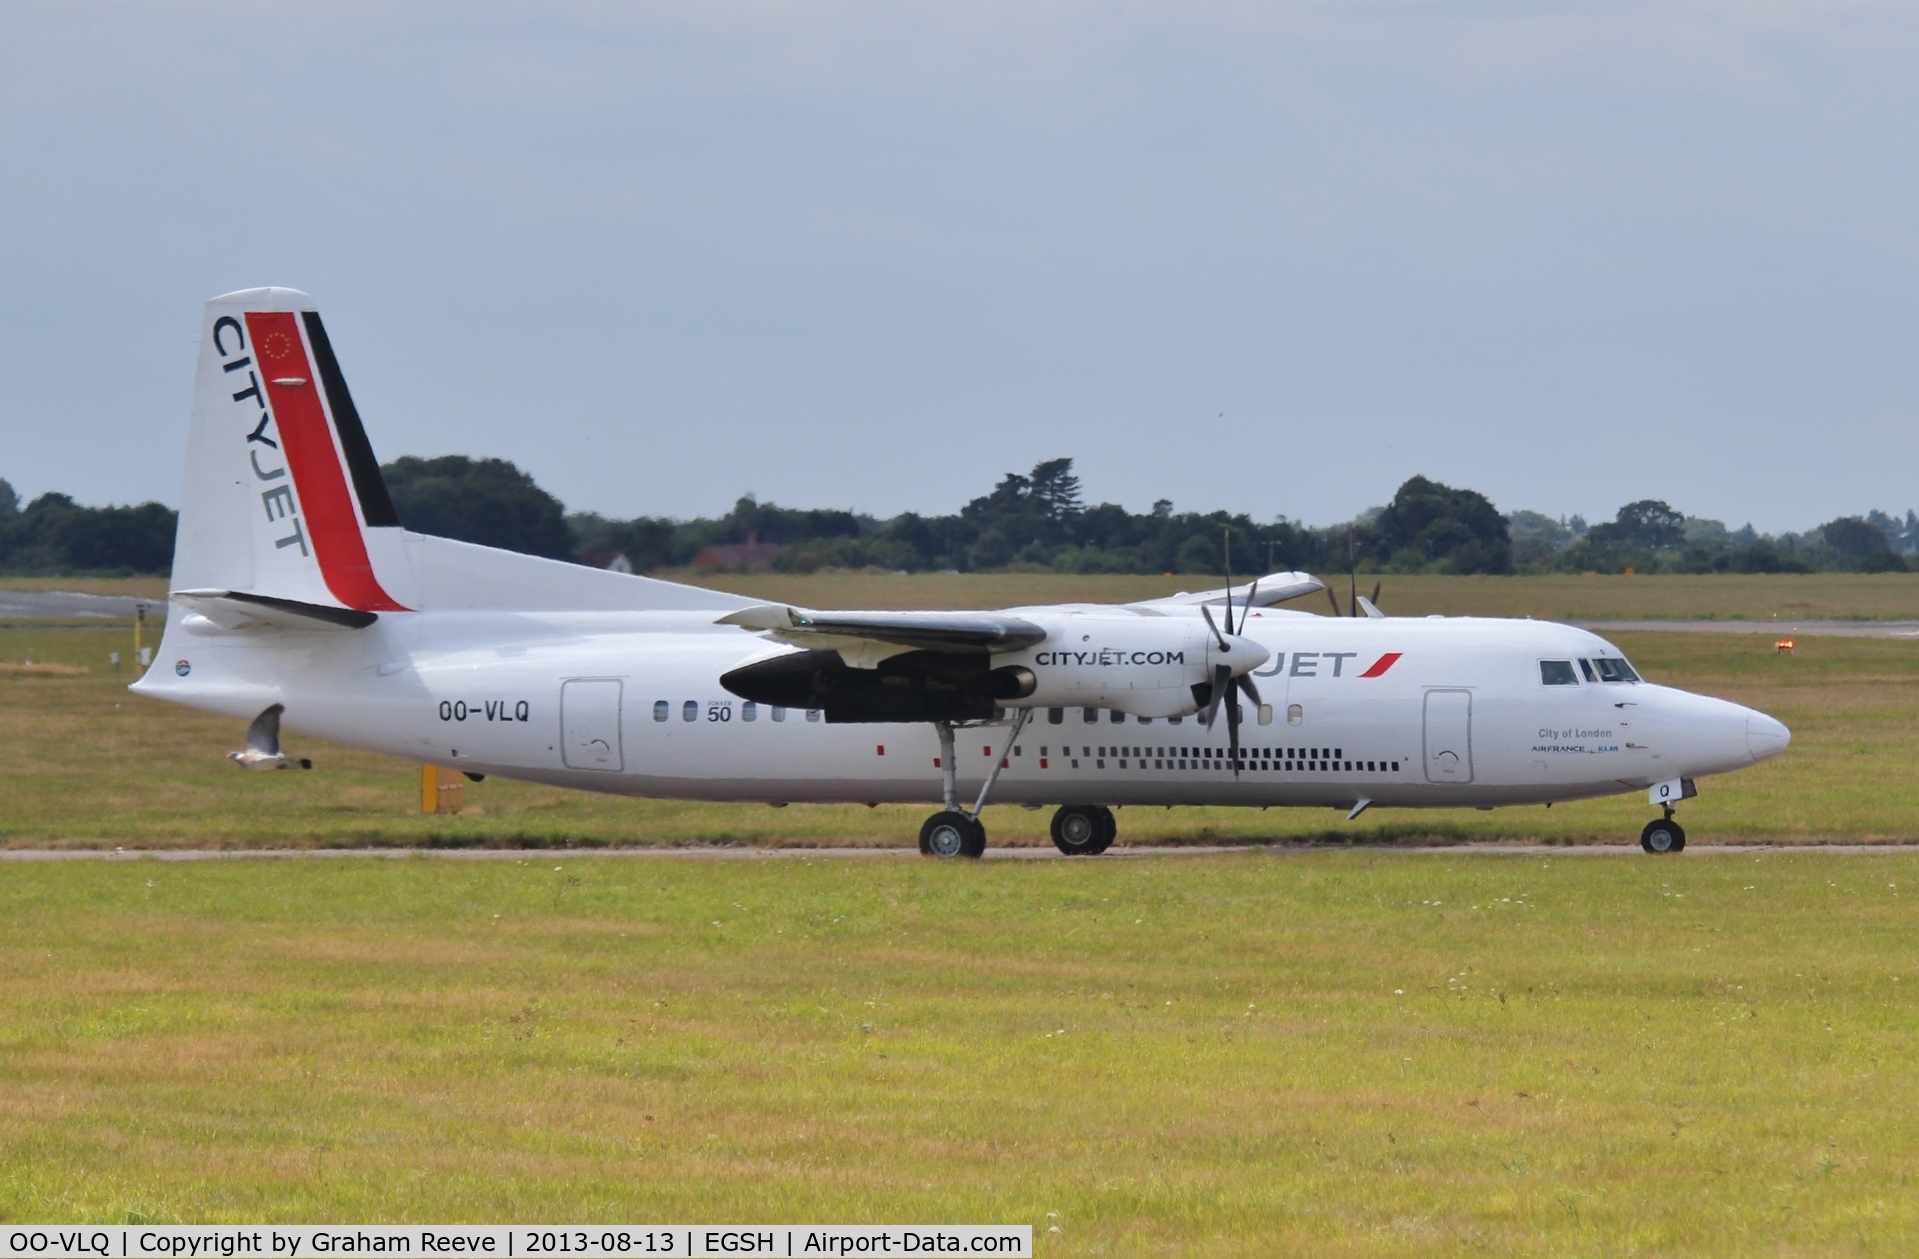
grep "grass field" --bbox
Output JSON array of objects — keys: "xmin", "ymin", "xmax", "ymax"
[
  {"xmin": 3, "ymin": 574, "xmax": 1915, "ymax": 1251},
  {"xmin": 4, "ymin": 570, "xmax": 1918, "ymax": 848},
  {"xmin": 13, "ymin": 570, "xmax": 1919, "ymax": 621},
  {"xmin": 634, "ymin": 569, "xmax": 1919, "ymax": 622},
  {"xmin": 3, "ymin": 621, "xmax": 1916, "ymax": 847},
  {"xmin": 0, "ymin": 851, "xmax": 1913, "ymax": 1253}
]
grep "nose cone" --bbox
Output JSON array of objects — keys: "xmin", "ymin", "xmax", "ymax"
[
  {"xmin": 1747, "ymin": 711, "xmax": 1791, "ymax": 762},
  {"xmin": 1218, "ymin": 634, "xmax": 1271, "ymax": 674}
]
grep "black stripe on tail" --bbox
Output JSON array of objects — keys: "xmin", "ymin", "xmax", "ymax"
[{"xmin": 302, "ymin": 310, "xmax": 402, "ymax": 529}]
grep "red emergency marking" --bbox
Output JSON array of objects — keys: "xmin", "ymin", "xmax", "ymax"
[
  {"xmin": 1359, "ymin": 652, "xmax": 1403, "ymax": 678},
  {"xmin": 1040, "ymin": 758, "xmax": 1049, "ymax": 768},
  {"xmin": 933, "ymin": 757, "xmax": 941, "ymax": 768},
  {"xmin": 876, "ymin": 744, "xmax": 885, "ymax": 756},
  {"xmin": 982, "ymin": 746, "xmax": 992, "ymax": 756},
  {"xmin": 245, "ymin": 311, "xmax": 409, "ymax": 612}
]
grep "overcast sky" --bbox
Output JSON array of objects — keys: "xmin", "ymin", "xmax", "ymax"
[{"xmin": 3, "ymin": 2, "xmax": 1917, "ymax": 533}]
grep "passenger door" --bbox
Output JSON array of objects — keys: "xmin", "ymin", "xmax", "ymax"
[
  {"xmin": 1423, "ymin": 689, "xmax": 1473, "ymax": 783},
  {"xmin": 561, "ymin": 678, "xmax": 624, "ymax": 772}
]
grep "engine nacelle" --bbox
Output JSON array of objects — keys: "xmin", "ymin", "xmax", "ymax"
[{"xmin": 993, "ymin": 613, "xmax": 1266, "ymax": 718}]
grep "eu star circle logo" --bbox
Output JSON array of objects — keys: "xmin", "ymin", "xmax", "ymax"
[{"xmin": 175, "ymin": 659, "xmax": 191, "ymax": 677}]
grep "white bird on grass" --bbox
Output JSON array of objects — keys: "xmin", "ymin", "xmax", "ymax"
[{"xmin": 228, "ymin": 703, "xmax": 312, "ymax": 771}]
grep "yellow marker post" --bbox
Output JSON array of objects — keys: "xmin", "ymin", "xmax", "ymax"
[{"xmin": 421, "ymin": 765, "xmax": 464, "ymax": 814}]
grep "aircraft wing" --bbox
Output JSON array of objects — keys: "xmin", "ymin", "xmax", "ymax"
[
  {"xmin": 1128, "ymin": 571, "xmax": 1324, "ymax": 611},
  {"xmin": 717, "ymin": 605, "xmax": 1047, "ymax": 655}
]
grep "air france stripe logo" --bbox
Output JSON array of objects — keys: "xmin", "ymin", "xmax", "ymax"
[{"xmin": 1359, "ymin": 652, "xmax": 1402, "ymax": 678}]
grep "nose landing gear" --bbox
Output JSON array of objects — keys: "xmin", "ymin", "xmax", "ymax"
[
  {"xmin": 1641, "ymin": 805, "xmax": 1687, "ymax": 854},
  {"xmin": 1050, "ymin": 804, "xmax": 1116, "ymax": 855}
]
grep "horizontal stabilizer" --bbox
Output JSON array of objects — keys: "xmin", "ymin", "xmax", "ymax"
[{"xmin": 174, "ymin": 589, "xmax": 378, "ymax": 631}]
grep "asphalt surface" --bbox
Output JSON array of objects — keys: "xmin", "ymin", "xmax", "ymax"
[
  {"xmin": 0, "ymin": 589, "xmax": 163, "ymax": 619},
  {"xmin": 2, "ymin": 843, "xmax": 1914, "ymax": 861},
  {"xmin": 1580, "ymin": 619, "xmax": 1919, "ymax": 638}
]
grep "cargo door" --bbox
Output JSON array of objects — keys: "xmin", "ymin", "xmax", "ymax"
[
  {"xmin": 561, "ymin": 678, "xmax": 624, "ymax": 771},
  {"xmin": 1423, "ymin": 689, "xmax": 1473, "ymax": 783}
]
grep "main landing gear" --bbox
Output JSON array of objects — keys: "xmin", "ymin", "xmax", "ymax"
[
  {"xmin": 1050, "ymin": 805, "xmax": 1116, "ymax": 856},
  {"xmin": 1641, "ymin": 805, "xmax": 1687, "ymax": 854},
  {"xmin": 919, "ymin": 711, "xmax": 1030, "ymax": 859}
]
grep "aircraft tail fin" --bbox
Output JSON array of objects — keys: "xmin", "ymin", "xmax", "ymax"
[
  {"xmin": 167, "ymin": 288, "xmax": 753, "ymax": 616},
  {"xmin": 172, "ymin": 287, "xmax": 410, "ymax": 612}
]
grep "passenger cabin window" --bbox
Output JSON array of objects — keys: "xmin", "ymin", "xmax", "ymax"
[
  {"xmin": 806, "ymin": 708, "xmax": 822, "ymax": 722},
  {"xmin": 742, "ymin": 701, "xmax": 757, "ymax": 722},
  {"xmin": 682, "ymin": 700, "xmax": 698, "ymax": 722},
  {"xmin": 772, "ymin": 706, "xmax": 787, "ymax": 722},
  {"xmin": 1048, "ymin": 708, "xmax": 1064, "ymax": 725},
  {"xmin": 653, "ymin": 700, "xmax": 669, "ymax": 722},
  {"xmin": 1082, "ymin": 707, "xmax": 1099, "ymax": 723},
  {"xmin": 1539, "ymin": 660, "xmax": 1579, "ymax": 686},
  {"xmin": 1593, "ymin": 657, "xmax": 1640, "ymax": 683}
]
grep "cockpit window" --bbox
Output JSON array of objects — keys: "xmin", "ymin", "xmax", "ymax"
[
  {"xmin": 1539, "ymin": 660, "xmax": 1579, "ymax": 686},
  {"xmin": 1593, "ymin": 657, "xmax": 1640, "ymax": 683},
  {"xmin": 1578, "ymin": 658, "xmax": 1597, "ymax": 683}
]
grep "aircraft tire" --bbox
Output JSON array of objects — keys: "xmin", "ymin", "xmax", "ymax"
[
  {"xmin": 1091, "ymin": 805, "xmax": 1117, "ymax": 853},
  {"xmin": 1051, "ymin": 805, "xmax": 1108, "ymax": 855},
  {"xmin": 1640, "ymin": 818, "xmax": 1687, "ymax": 854},
  {"xmin": 921, "ymin": 810, "xmax": 986, "ymax": 859}
]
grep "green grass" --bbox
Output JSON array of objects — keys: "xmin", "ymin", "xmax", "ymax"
[
  {"xmin": 661, "ymin": 569, "xmax": 1919, "ymax": 622},
  {"xmin": 0, "ymin": 852, "xmax": 1913, "ymax": 1253},
  {"xmin": 2, "ymin": 624, "xmax": 1915, "ymax": 847}
]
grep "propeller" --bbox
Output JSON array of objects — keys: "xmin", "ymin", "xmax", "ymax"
[
  {"xmin": 1200, "ymin": 557, "xmax": 1264, "ymax": 778},
  {"xmin": 1325, "ymin": 586, "xmax": 1342, "ymax": 617}
]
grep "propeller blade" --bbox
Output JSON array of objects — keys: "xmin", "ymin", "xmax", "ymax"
[
  {"xmin": 1200, "ymin": 602, "xmax": 1229, "ymax": 652},
  {"xmin": 1235, "ymin": 671, "xmax": 1261, "ymax": 708},
  {"xmin": 1370, "ymin": 580, "xmax": 1382, "ymax": 606},
  {"xmin": 1325, "ymin": 586, "xmax": 1342, "ymax": 617},
  {"xmin": 1226, "ymin": 676, "xmax": 1243, "ymax": 777},
  {"xmin": 1222, "ymin": 529, "xmax": 1234, "ymax": 634},
  {"xmin": 1350, "ymin": 570, "xmax": 1358, "ymax": 617},
  {"xmin": 1242, "ymin": 579, "xmax": 1258, "ymax": 628},
  {"xmin": 1201, "ymin": 663, "xmax": 1230, "ymax": 728}
]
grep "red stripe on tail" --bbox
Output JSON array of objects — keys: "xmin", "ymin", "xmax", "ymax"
[
  {"xmin": 245, "ymin": 311, "xmax": 410, "ymax": 612},
  {"xmin": 1359, "ymin": 652, "xmax": 1402, "ymax": 678}
]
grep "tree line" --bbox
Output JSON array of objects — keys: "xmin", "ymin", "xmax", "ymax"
[{"xmin": 2, "ymin": 458, "xmax": 1914, "ymax": 577}]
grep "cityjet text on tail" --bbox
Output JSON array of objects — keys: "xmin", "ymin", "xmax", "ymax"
[{"xmin": 133, "ymin": 288, "xmax": 1790, "ymax": 857}]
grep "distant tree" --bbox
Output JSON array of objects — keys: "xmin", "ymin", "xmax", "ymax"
[
  {"xmin": 1821, "ymin": 516, "xmax": 1904, "ymax": 572},
  {"xmin": 0, "ymin": 478, "xmax": 18, "ymax": 522},
  {"xmin": 0, "ymin": 492, "xmax": 176, "ymax": 573},
  {"xmin": 1507, "ymin": 510, "xmax": 1572, "ymax": 568},
  {"xmin": 1367, "ymin": 476, "xmax": 1511, "ymax": 574},
  {"xmin": 1587, "ymin": 500, "xmax": 1686, "ymax": 552},
  {"xmin": 382, "ymin": 455, "xmax": 572, "ymax": 559}
]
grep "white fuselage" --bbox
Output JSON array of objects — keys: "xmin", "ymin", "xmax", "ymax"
[{"xmin": 133, "ymin": 605, "xmax": 1788, "ymax": 813}]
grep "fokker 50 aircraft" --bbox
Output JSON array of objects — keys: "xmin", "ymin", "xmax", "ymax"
[{"xmin": 133, "ymin": 288, "xmax": 1791, "ymax": 856}]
